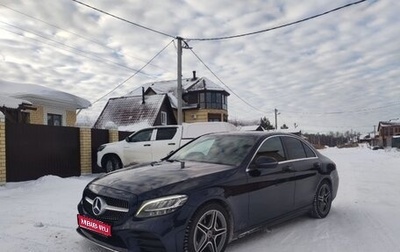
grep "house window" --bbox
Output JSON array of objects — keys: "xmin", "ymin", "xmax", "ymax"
[
  {"xmin": 199, "ymin": 91, "xmax": 227, "ymax": 110},
  {"xmin": 161, "ymin": 111, "xmax": 167, "ymax": 125},
  {"xmin": 47, "ymin": 113, "xmax": 62, "ymax": 126},
  {"xmin": 208, "ymin": 113, "xmax": 221, "ymax": 122}
]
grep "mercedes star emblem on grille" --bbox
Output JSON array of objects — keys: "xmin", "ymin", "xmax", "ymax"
[{"xmin": 92, "ymin": 197, "xmax": 106, "ymax": 216}]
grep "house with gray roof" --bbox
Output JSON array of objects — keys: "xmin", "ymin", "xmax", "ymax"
[
  {"xmin": 377, "ymin": 119, "xmax": 400, "ymax": 147},
  {"xmin": 94, "ymin": 71, "xmax": 230, "ymax": 129},
  {"xmin": 93, "ymin": 94, "xmax": 176, "ymax": 131}
]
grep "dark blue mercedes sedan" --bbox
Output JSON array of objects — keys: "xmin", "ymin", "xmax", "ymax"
[{"xmin": 77, "ymin": 132, "xmax": 339, "ymax": 252}]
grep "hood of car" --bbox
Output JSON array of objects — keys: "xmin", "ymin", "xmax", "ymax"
[
  {"xmin": 90, "ymin": 161, "xmax": 235, "ymax": 195},
  {"xmin": 102, "ymin": 140, "xmax": 124, "ymax": 148}
]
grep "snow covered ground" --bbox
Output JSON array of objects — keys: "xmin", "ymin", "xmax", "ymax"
[{"xmin": 0, "ymin": 146, "xmax": 399, "ymax": 252}]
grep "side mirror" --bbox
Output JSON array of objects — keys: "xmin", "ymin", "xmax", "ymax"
[
  {"xmin": 125, "ymin": 136, "xmax": 130, "ymax": 142},
  {"xmin": 255, "ymin": 156, "xmax": 278, "ymax": 169}
]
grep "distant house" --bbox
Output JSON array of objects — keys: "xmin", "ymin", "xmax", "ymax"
[
  {"xmin": 94, "ymin": 71, "xmax": 230, "ymax": 129},
  {"xmin": 239, "ymin": 125, "xmax": 265, "ymax": 131},
  {"xmin": 377, "ymin": 120, "xmax": 400, "ymax": 147},
  {"xmin": 0, "ymin": 80, "xmax": 91, "ymax": 126}
]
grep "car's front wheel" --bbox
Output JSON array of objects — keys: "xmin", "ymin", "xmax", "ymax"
[
  {"xmin": 311, "ymin": 180, "xmax": 332, "ymax": 218},
  {"xmin": 185, "ymin": 203, "xmax": 230, "ymax": 252},
  {"xmin": 103, "ymin": 155, "xmax": 121, "ymax": 173}
]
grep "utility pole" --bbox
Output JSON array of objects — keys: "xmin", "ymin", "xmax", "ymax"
[
  {"xmin": 274, "ymin": 108, "xmax": 278, "ymax": 130},
  {"xmin": 176, "ymin": 37, "xmax": 183, "ymax": 125}
]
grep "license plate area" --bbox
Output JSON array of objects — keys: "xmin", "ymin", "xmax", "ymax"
[{"xmin": 77, "ymin": 214, "xmax": 112, "ymax": 237}]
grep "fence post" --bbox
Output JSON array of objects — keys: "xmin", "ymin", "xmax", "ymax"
[
  {"xmin": 80, "ymin": 127, "xmax": 92, "ymax": 175},
  {"xmin": 109, "ymin": 129, "xmax": 119, "ymax": 142},
  {"xmin": 0, "ymin": 113, "xmax": 6, "ymax": 185}
]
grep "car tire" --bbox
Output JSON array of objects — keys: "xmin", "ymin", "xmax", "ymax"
[
  {"xmin": 103, "ymin": 156, "xmax": 121, "ymax": 173},
  {"xmin": 184, "ymin": 203, "xmax": 230, "ymax": 252},
  {"xmin": 310, "ymin": 180, "xmax": 332, "ymax": 219}
]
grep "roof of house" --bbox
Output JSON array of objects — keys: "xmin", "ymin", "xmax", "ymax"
[
  {"xmin": 239, "ymin": 125, "xmax": 265, "ymax": 131},
  {"xmin": 0, "ymin": 80, "xmax": 91, "ymax": 109},
  {"xmin": 126, "ymin": 77, "xmax": 229, "ymax": 108},
  {"xmin": 378, "ymin": 120, "xmax": 400, "ymax": 131},
  {"xmin": 0, "ymin": 94, "xmax": 32, "ymax": 109},
  {"xmin": 94, "ymin": 94, "xmax": 168, "ymax": 130}
]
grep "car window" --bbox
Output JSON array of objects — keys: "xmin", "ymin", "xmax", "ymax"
[
  {"xmin": 255, "ymin": 136, "xmax": 286, "ymax": 162},
  {"xmin": 156, "ymin": 128, "xmax": 177, "ymax": 140},
  {"xmin": 282, "ymin": 137, "xmax": 307, "ymax": 160},
  {"xmin": 129, "ymin": 129, "xmax": 153, "ymax": 142},
  {"xmin": 302, "ymin": 142, "xmax": 317, "ymax": 158}
]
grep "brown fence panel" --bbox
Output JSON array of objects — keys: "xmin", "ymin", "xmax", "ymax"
[
  {"xmin": 119, "ymin": 131, "xmax": 133, "ymax": 141},
  {"xmin": 6, "ymin": 122, "xmax": 80, "ymax": 182},
  {"xmin": 91, "ymin": 128, "xmax": 109, "ymax": 173}
]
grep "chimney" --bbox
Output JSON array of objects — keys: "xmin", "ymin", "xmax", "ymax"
[
  {"xmin": 142, "ymin": 87, "xmax": 145, "ymax": 104},
  {"xmin": 192, "ymin": 71, "xmax": 197, "ymax": 80}
]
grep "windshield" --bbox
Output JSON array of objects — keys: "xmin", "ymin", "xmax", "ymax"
[{"xmin": 169, "ymin": 134, "xmax": 257, "ymax": 166}]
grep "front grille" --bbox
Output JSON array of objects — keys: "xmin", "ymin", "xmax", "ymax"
[
  {"xmin": 85, "ymin": 189, "xmax": 129, "ymax": 209},
  {"xmin": 83, "ymin": 189, "xmax": 130, "ymax": 223}
]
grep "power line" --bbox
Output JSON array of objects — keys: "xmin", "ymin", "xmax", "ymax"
[
  {"xmin": 188, "ymin": 47, "xmax": 268, "ymax": 115},
  {"xmin": 92, "ymin": 39, "xmax": 175, "ymax": 105},
  {"xmin": 0, "ymin": 3, "xmax": 168, "ymax": 72},
  {"xmin": 186, "ymin": 0, "xmax": 367, "ymax": 41},
  {"xmin": 0, "ymin": 21, "xmax": 148, "ymax": 74},
  {"xmin": 71, "ymin": 0, "xmax": 176, "ymax": 39},
  {"xmin": 71, "ymin": 0, "xmax": 366, "ymax": 43},
  {"xmin": 280, "ymin": 102, "xmax": 400, "ymax": 115},
  {"xmin": 0, "ymin": 3, "xmax": 106, "ymax": 48}
]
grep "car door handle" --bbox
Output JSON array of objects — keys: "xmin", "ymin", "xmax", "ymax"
[
  {"xmin": 144, "ymin": 144, "xmax": 151, "ymax": 147},
  {"xmin": 282, "ymin": 165, "xmax": 295, "ymax": 172},
  {"xmin": 168, "ymin": 143, "xmax": 176, "ymax": 145}
]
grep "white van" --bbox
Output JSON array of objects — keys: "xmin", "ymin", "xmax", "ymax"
[{"xmin": 97, "ymin": 122, "xmax": 237, "ymax": 172}]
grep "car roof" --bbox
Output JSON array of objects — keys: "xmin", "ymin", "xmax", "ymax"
[{"xmin": 207, "ymin": 131, "xmax": 299, "ymax": 138}]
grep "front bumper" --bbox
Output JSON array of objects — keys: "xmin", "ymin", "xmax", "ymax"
[
  {"xmin": 77, "ymin": 203, "xmax": 192, "ymax": 252},
  {"xmin": 77, "ymin": 228, "xmax": 125, "ymax": 252}
]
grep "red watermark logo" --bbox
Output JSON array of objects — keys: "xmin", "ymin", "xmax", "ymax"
[{"xmin": 77, "ymin": 214, "xmax": 112, "ymax": 237}]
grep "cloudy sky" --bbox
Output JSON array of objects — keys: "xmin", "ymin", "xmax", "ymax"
[{"xmin": 0, "ymin": 0, "xmax": 399, "ymax": 134}]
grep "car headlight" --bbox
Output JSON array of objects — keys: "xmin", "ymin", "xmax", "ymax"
[
  {"xmin": 97, "ymin": 145, "xmax": 106, "ymax": 152},
  {"xmin": 135, "ymin": 195, "xmax": 188, "ymax": 218}
]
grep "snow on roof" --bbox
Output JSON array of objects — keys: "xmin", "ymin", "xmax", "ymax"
[
  {"xmin": 0, "ymin": 94, "xmax": 32, "ymax": 109},
  {"xmin": 0, "ymin": 80, "xmax": 91, "ymax": 109},
  {"xmin": 125, "ymin": 77, "xmax": 228, "ymax": 109},
  {"xmin": 378, "ymin": 120, "xmax": 400, "ymax": 132},
  {"xmin": 93, "ymin": 94, "xmax": 167, "ymax": 129},
  {"xmin": 239, "ymin": 125, "xmax": 265, "ymax": 131}
]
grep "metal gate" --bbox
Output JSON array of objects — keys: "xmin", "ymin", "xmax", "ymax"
[{"xmin": 5, "ymin": 122, "xmax": 80, "ymax": 182}]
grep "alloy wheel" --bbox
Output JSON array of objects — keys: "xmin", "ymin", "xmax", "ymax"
[
  {"xmin": 317, "ymin": 183, "xmax": 331, "ymax": 216},
  {"xmin": 193, "ymin": 209, "xmax": 228, "ymax": 252}
]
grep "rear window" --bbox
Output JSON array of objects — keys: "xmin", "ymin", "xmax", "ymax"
[{"xmin": 302, "ymin": 142, "xmax": 317, "ymax": 158}]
